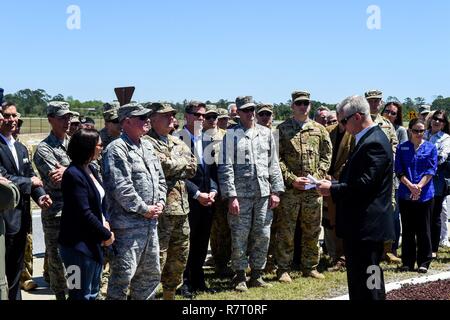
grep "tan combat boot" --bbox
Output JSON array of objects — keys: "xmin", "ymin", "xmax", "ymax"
[
  {"xmin": 304, "ymin": 270, "xmax": 325, "ymax": 279},
  {"xmin": 249, "ymin": 270, "xmax": 273, "ymax": 288},
  {"xmin": 163, "ymin": 289, "xmax": 176, "ymax": 300},
  {"xmin": 277, "ymin": 270, "xmax": 292, "ymax": 283}
]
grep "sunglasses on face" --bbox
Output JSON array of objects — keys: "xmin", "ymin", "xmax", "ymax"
[
  {"xmin": 2, "ymin": 113, "xmax": 18, "ymax": 119},
  {"xmin": 258, "ymin": 111, "xmax": 272, "ymax": 117},
  {"xmin": 432, "ymin": 117, "xmax": 445, "ymax": 123},
  {"xmin": 205, "ymin": 115, "xmax": 218, "ymax": 120},
  {"xmin": 188, "ymin": 112, "xmax": 205, "ymax": 118},
  {"xmin": 411, "ymin": 129, "xmax": 425, "ymax": 134},
  {"xmin": 383, "ymin": 110, "xmax": 397, "ymax": 116},
  {"xmin": 339, "ymin": 112, "xmax": 360, "ymax": 126},
  {"xmin": 133, "ymin": 115, "xmax": 149, "ymax": 121},
  {"xmin": 294, "ymin": 100, "xmax": 309, "ymax": 107},
  {"xmin": 241, "ymin": 107, "xmax": 255, "ymax": 113}
]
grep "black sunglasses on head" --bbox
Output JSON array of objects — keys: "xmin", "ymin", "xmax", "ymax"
[{"xmin": 294, "ymin": 100, "xmax": 309, "ymax": 107}]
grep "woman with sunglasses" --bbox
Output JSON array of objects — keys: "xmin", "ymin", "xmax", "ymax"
[
  {"xmin": 424, "ymin": 110, "xmax": 450, "ymax": 255},
  {"xmin": 395, "ymin": 118, "xmax": 437, "ymax": 273},
  {"xmin": 382, "ymin": 102, "xmax": 408, "ymax": 260}
]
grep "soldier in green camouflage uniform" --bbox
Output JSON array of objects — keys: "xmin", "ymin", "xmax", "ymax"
[
  {"xmin": 33, "ymin": 102, "xmax": 74, "ymax": 300},
  {"xmin": 276, "ymin": 91, "xmax": 332, "ymax": 282},
  {"xmin": 203, "ymin": 105, "xmax": 232, "ymax": 277},
  {"xmin": 0, "ymin": 177, "xmax": 21, "ymax": 300},
  {"xmin": 144, "ymin": 102, "xmax": 197, "ymax": 300},
  {"xmin": 365, "ymin": 90, "xmax": 400, "ymax": 264}
]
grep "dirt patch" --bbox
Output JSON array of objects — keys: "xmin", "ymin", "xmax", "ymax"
[{"xmin": 387, "ymin": 279, "xmax": 450, "ymax": 300}]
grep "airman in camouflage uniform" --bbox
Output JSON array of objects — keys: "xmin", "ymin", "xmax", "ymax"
[
  {"xmin": 365, "ymin": 90, "xmax": 400, "ymax": 264},
  {"xmin": 144, "ymin": 102, "xmax": 197, "ymax": 300},
  {"xmin": 203, "ymin": 105, "xmax": 232, "ymax": 277},
  {"xmin": 99, "ymin": 103, "xmax": 121, "ymax": 149},
  {"xmin": 217, "ymin": 108, "xmax": 230, "ymax": 131},
  {"xmin": 33, "ymin": 101, "xmax": 74, "ymax": 300},
  {"xmin": 218, "ymin": 96, "xmax": 285, "ymax": 292},
  {"xmin": 276, "ymin": 91, "xmax": 332, "ymax": 282},
  {"xmin": 103, "ymin": 103, "xmax": 167, "ymax": 300}
]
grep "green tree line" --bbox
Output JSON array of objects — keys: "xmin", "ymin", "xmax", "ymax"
[{"xmin": 3, "ymin": 89, "xmax": 450, "ymax": 120}]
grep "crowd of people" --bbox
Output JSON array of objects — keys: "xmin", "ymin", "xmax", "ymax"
[{"xmin": 0, "ymin": 89, "xmax": 449, "ymax": 301}]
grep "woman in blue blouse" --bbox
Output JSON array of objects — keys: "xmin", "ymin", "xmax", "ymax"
[{"xmin": 395, "ymin": 118, "xmax": 437, "ymax": 273}]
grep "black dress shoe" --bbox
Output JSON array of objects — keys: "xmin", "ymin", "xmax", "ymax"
[{"xmin": 177, "ymin": 284, "xmax": 194, "ymax": 299}]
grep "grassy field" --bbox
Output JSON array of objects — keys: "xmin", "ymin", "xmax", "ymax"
[
  {"xmin": 185, "ymin": 246, "xmax": 450, "ymax": 300},
  {"xmin": 20, "ymin": 117, "xmax": 105, "ymax": 134}
]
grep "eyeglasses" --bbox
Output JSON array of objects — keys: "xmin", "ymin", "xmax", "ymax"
[
  {"xmin": 432, "ymin": 117, "xmax": 445, "ymax": 123},
  {"xmin": 133, "ymin": 115, "xmax": 149, "ymax": 121},
  {"xmin": 2, "ymin": 113, "xmax": 18, "ymax": 119},
  {"xmin": 187, "ymin": 112, "xmax": 205, "ymax": 118},
  {"xmin": 258, "ymin": 111, "xmax": 272, "ymax": 117},
  {"xmin": 339, "ymin": 112, "xmax": 360, "ymax": 126},
  {"xmin": 326, "ymin": 119, "xmax": 338, "ymax": 125},
  {"xmin": 411, "ymin": 129, "xmax": 425, "ymax": 134},
  {"xmin": 294, "ymin": 100, "xmax": 309, "ymax": 107},
  {"xmin": 241, "ymin": 107, "xmax": 255, "ymax": 113},
  {"xmin": 383, "ymin": 110, "xmax": 397, "ymax": 116},
  {"xmin": 205, "ymin": 115, "xmax": 218, "ymax": 120}
]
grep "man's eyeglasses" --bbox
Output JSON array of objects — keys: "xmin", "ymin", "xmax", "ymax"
[
  {"xmin": 411, "ymin": 129, "xmax": 425, "ymax": 134},
  {"xmin": 339, "ymin": 112, "xmax": 360, "ymax": 126},
  {"xmin": 294, "ymin": 100, "xmax": 309, "ymax": 107},
  {"xmin": 258, "ymin": 111, "xmax": 272, "ymax": 117},
  {"xmin": 241, "ymin": 107, "xmax": 255, "ymax": 113},
  {"xmin": 432, "ymin": 117, "xmax": 445, "ymax": 123},
  {"xmin": 187, "ymin": 112, "xmax": 205, "ymax": 118},
  {"xmin": 2, "ymin": 113, "xmax": 18, "ymax": 119},
  {"xmin": 205, "ymin": 115, "xmax": 218, "ymax": 120},
  {"xmin": 134, "ymin": 115, "xmax": 149, "ymax": 121},
  {"xmin": 383, "ymin": 110, "xmax": 397, "ymax": 116}
]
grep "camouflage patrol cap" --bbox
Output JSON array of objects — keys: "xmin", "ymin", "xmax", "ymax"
[
  {"xmin": 236, "ymin": 96, "xmax": 256, "ymax": 110},
  {"xmin": 257, "ymin": 103, "xmax": 273, "ymax": 114},
  {"xmin": 217, "ymin": 108, "xmax": 230, "ymax": 119},
  {"xmin": 149, "ymin": 102, "xmax": 177, "ymax": 114},
  {"xmin": 365, "ymin": 89, "xmax": 383, "ymax": 100},
  {"xmin": 47, "ymin": 101, "xmax": 73, "ymax": 117},
  {"xmin": 419, "ymin": 104, "xmax": 431, "ymax": 115},
  {"xmin": 103, "ymin": 108, "xmax": 119, "ymax": 121},
  {"xmin": 103, "ymin": 101, "xmax": 120, "ymax": 112},
  {"xmin": 291, "ymin": 91, "xmax": 311, "ymax": 102},
  {"xmin": 0, "ymin": 181, "xmax": 20, "ymax": 211},
  {"xmin": 118, "ymin": 103, "xmax": 151, "ymax": 122},
  {"xmin": 205, "ymin": 105, "xmax": 218, "ymax": 115}
]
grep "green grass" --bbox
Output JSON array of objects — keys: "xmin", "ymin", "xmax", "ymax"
[
  {"xmin": 19, "ymin": 117, "xmax": 105, "ymax": 134},
  {"xmin": 187, "ymin": 246, "xmax": 450, "ymax": 300}
]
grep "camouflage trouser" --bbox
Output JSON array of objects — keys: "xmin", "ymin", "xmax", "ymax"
[
  {"xmin": 20, "ymin": 233, "xmax": 33, "ymax": 283},
  {"xmin": 158, "ymin": 214, "xmax": 190, "ymax": 291},
  {"xmin": 276, "ymin": 189, "xmax": 322, "ymax": 272},
  {"xmin": 107, "ymin": 223, "xmax": 161, "ymax": 300},
  {"xmin": 41, "ymin": 214, "xmax": 67, "ymax": 294},
  {"xmin": 323, "ymin": 196, "xmax": 344, "ymax": 261},
  {"xmin": 210, "ymin": 199, "xmax": 231, "ymax": 270},
  {"xmin": 97, "ymin": 247, "xmax": 111, "ymax": 300},
  {"xmin": 0, "ymin": 218, "xmax": 7, "ymax": 300},
  {"xmin": 228, "ymin": 196, "xmax": 272, "ymax": 271}
]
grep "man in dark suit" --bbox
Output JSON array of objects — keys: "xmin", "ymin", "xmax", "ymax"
[
  {"xmin": 317, "ymin": 95, "xmax": 395, "ymax": 300},
  {"xmin": 175, "ymin": 101, "xmax": 218, "ymax": 295},
  {"xmin": 0, "ymin": 102, "xmax": 52, "ymax": 300}
]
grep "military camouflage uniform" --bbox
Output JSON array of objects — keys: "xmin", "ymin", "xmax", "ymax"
[
  {"xmin": 33, "ymin": 132, "xmax": 70, "ymax": 296},
  {"xmin": 218, "ymin": 124, "xmax": 285, "ymax": 272},
  {"xmin": 276, "ymin": 118, "xmax": 332, "ymax": 273},
  {"xmin": 99, "ymin": 127, "xmax": 118, "ymax": 150},
  {"xmin": 144, "ymin": 129, "xmax": 197, "ymax": 293},
  {"xmin": 372, "ymin": 113, "xmax": 398, "ymax": 155},
  {"xmin": 103, "ymin": 133, "xmax": 167, "ymax": 300},
  {"xmin": 204, "ymin": 127, "xmax": 232, "ymax": 273}
]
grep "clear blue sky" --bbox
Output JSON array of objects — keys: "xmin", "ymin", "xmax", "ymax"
[{"xmin": 2, "ymin": 0, "xmax": 449, "ymax": 104}]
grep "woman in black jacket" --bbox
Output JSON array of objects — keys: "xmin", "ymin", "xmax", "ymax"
[{"xmin": 59, "ymin": 129, "xmax": 114, "ymax": 300}]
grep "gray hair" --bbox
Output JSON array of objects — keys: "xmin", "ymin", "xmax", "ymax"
[
  {"xmin": 314, "ymin": 106, "xmax": 330, "ymax": 119},
  {"xmin": 337, "ymin": 95, "xmax": 370, "ymax": 118},
  {"xmin": 228, "ymin": 103, "xmax": 237, "ymax": 113}
]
